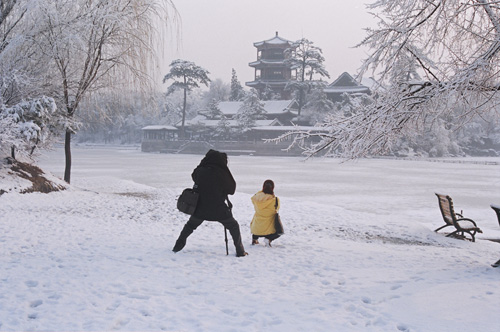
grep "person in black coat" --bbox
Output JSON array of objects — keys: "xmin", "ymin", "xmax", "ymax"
[{"xmin": 173, "ymin": 150, "xmax": 247, "ymax": 257}]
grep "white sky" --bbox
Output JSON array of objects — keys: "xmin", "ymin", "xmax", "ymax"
[{"xmin": 161, "ymin": 0, "xmax": 376, "ymax": 87}]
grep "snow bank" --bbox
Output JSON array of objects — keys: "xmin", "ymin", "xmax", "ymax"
[{"xmin": 1, "ymin": 147, "xmax": 499, "ymax": 331}]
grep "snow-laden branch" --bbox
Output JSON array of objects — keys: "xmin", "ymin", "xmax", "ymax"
[{"xmin": 284, "ymin": 0, "xmax": 500, "ymax": 159}]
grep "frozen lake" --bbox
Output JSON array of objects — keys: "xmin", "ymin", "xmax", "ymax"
[{"xmin": 39, "ymin": 145, "xmax": 500, "ymax": 233}]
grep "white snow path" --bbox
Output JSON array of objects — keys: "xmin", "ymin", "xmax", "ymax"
[{"xmin": 1, "ymin": 146, "xmax": 500, "ymax": 331}]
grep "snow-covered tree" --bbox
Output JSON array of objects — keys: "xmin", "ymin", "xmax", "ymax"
[
  {"xmin": 260, "ymin": 84, "xmax": 281, "ymax": 101},
  {"xmin": 229, "ymin": 68, "xmax": 245, "ymax": 101},
  {"xmin": 0, "ymin": 1, "xmax": 66, "ymax": 160},
  {"xmin": 200, "ymin": 99, "xmax": 222, "ymax": 119},
  {"xmin": 33, "ymin": 0, "xmax": 174, "ymax": 183},
  {"xmin": 297, "ymin": 0, "xmax": 500, "ymax": 158},
  {"xmin": 235, "ymin": 89, "xmax": 266, "ymax": 133},
  {"xmin": 0, "ymin": 96, "xmax": 66, "ymax": 159},
  {"xmin": 284, "ymin": 38, "xmax": 330, "ymax": 115},
  {"xmin": 160, "ymin": 96, "xmax": 183, "ymax": 126},
  {"xmin": 163, "ymin": 59, "xmax": 211, "ymax": 137},
  {"xmin": 302, "ymin": 83, "xmax": 335, "ymax": 124},
  {"xmin": 214, "ymin": 115, "xmax": 232, "ymax": 140},
  {"xmin": 203, "ymin": 79, "xmax": 230, "ymax": 104},
  {"xmin": 1, "ymin": 1, "xmax": 49, "ymax": 106}
]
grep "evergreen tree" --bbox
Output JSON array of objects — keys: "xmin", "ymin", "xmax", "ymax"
[
  {"xmin": 235, "ymin": 89, "xmax": 266, "ymax": 133},
  {"xmin": 229, "ymin": 68, "xmax": 245, "ymax": 101},
  {"xmin": 284, "ymin": 38, "xmax": 330, "ymax": 116},
  {"xmin": 163, "ymin": 59, "xmax": 211, "ymax": 137},
  {"xmin": 303, "ymin": 83, "xmax": 334, "ymax": 124},
  {"xmin": 201, "ymin": 98, "xmax": 222, "ymax": 119},
  {"xmin": 215, "ymin": 115, "xmax": 232, "ymax": 140},
  {"xmin": 261, "ymin": 84, "xmax": 280, "ymax": 101}
]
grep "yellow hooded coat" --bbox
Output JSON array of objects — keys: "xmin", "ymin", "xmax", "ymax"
[{"xmin": 250, "ymin": 191, "xmax": 280, "ymax": 236}]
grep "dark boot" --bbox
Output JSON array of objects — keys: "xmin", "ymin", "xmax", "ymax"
[
  {"xmin": 172, "ymin": 225, "xmax": 194, "ymax": 252},
  {"xmin": 223, "ymin": 218, "xmax": 246, "ymax": 257}
]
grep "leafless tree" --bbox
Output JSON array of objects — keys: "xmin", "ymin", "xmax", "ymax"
[
  {"xmin": 34, "ymin": 0, "xmax": 176, "ymax": 183},
  {"xmin": 280, "ymin": 0, "xmax": 500, "ymax": 158}
]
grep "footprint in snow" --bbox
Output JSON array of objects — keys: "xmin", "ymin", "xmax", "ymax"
[
  {"xmin": 30, "ymin": 299, "xmax": 43, "ymax": 308},
  {"xmin": 361, "ymin": 297, "xmax": 372, "ymax": 304},
  {"xmin": 397, "ymin": 323, "xmax": 410, "ymax": 331},
  {"xmin": 391, "ymin": 284, "xmax": 402, "ymax": 291},
  {"xmin": 25, "ymin": 280, "xmax": 38, "ymax": 288}
]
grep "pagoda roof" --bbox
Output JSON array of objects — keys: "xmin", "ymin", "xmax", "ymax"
[
  {"xmin": 246, "ymin": 80, "xmax": 290, "ymax": 87},
  {"xmin": 254, "ymin": 32, "xmax": 293, "ymax": 48},
  {"xmin": 324, "ymin": 72, "xmax": 371, "ymax": 94},
  {"xmin": 249, "ymin": 59, "xmax": 287, "ymax": 67}
]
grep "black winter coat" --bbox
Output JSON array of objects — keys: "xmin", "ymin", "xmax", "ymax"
[{"xmin": 192, "ymin": 150, "xmax": 236, "ymax": 221}]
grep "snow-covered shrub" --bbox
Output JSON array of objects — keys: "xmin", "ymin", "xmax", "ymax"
[{"xmin": 0, "ymin": 96, "xmax": 64, "ymax": 158}]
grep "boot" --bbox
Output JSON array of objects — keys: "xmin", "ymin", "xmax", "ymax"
[
  {"xmin": 172, "ymin": 224, "xmax": 194, "ymax": 252},
  {"xmin": 227, "ymin": 223, "xmax": 246, "ymax": 256}
]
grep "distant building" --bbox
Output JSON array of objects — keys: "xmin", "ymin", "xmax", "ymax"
[
  {"xmin": 191, "ymin": 99, "xmax": 298, "ymax": 125},
  {"xmin": 141, "ymin": 99, "xmax": 327, "ymax": 155},
  {"xmin": 246, "ymin": 32, "xmax": 295, "ymax": 99},
  {"xmin": 182, "ymin": 99, "xmax": 299, "ymax": 140},
  {"xmin": 141, "ymin": 36, "xmax": 372, "ymax": 156},
  {"xmin": 324, "ymin": 72, "xmax": 371, "ymax": 103}
]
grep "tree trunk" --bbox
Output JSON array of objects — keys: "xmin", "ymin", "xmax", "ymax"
[
  {"xmin": 181, "ymin": 86, "xmax": 187, "ymax": 139},
  {"xmin": 298, "ymin": 63, "xmax": 307, "ymax": 116},
  {"xmin": 298, "ymin": 88, "xmax": 304, "ymax": 117},
  {"xmin": 64, "ymin": 129, "xmax": 72, "ymax": 183}
]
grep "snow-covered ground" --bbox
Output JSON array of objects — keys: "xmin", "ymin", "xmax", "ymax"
[{"xmin": 1, "ymin": 145, "xmax": 500, "ymax": 331}]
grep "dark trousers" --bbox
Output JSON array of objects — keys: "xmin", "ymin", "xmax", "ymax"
[
  {"xmin": 252, "ymin": 233, "xmax": 280, "ymax": 241},
  {"xmin": 174, "ymin": 215, "xmax": 245, "ymax": 256}
]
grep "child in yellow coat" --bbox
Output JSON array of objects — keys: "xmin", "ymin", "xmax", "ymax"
[{"xmin": 250, "ymin": 179, "xmax": 281, "ymax": 247}]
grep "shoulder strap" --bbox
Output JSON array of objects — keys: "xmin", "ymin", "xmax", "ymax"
[{"xmin": 274, "ymin": 197, "xmax": 278, "ymax": 210}]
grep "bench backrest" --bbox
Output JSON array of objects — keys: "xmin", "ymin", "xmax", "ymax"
[
  {"xmin": 491, "ymin": 204, "xmax": 500, "ymax": 227},
  {"xmin": 436, "ymin": 193, "xmax": 457, "ymax": 225}
]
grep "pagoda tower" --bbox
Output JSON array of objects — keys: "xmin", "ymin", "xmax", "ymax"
[{"xmin": 246, "ymin": 32, "xmax": 295, "ymax": 99}]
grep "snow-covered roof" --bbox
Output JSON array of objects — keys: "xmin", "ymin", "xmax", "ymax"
[
  {"xmin": 218, "ymin": 100, "xmax": 298, "ymax": 116},
  {"xmin": 263, "ymin": 100, "xmax": 298, "ymax": 114},
  {"xmin": 184, "ymin": 117, "xmax": 281, "ymax": 128},
  {"xmin": 252, "ymin": 125, "xmax": 329, "ymax": 132},
  {"xmin": 142, "ymin": 125, "xmax": 177, "ymax": 131},
  {"xmin": 254, "ymin": 32, "xmax": 293, "ymax": 47},
  {"xmin": 323, "ymin": 86, "xmax": 371, "ymax": 94},
  {"xmin": 324, "ymin": 72, "xmax": 370, "ymax": 94}
]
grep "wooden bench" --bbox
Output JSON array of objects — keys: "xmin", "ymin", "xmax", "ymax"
[{"xmin": 435, "ymin": 193, "xmax": 482, "ymax": 242}]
